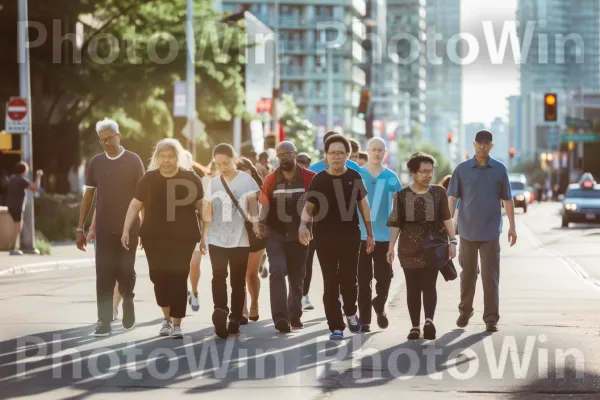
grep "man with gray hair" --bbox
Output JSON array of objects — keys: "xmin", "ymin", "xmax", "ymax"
[{"xmin": 77, "ymin": 118, "xmax": 145, "ymax": 337}]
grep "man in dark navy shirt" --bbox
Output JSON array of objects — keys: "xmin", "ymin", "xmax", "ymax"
[{"xmin": 77, "ymin": 118, "xmax": 145, "ymax": 337}]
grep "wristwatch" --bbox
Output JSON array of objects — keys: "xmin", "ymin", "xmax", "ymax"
[{"xmin": 449, "ymin": 238, "xmax": 458, "ymax": 245}]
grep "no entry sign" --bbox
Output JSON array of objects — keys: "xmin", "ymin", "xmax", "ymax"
[{"xmin": 5, "ymin": 97, "xmax": 29, "ymax": 134}]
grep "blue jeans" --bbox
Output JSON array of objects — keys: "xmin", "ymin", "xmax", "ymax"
[{"xmin": 267, "ymin": 233, "xmax": 308, "ymax": 323}]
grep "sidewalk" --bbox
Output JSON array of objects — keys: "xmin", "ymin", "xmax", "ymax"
[{"xmin": 0, "ymin": 242, "xmax": 145, "ymax": 276}]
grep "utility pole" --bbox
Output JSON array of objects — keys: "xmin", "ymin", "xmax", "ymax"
[
  {"xmin": 270, "ymin": 0, "xmax": 280, "ymax": 142},
  {"xmin": 18, "ymin": 0, "xmax": 37, "ymax": 254},
  {"xmin": 186, "ymin": 0, "xmax": 197, "ymax": 159},
  {"xmin": 327, "ymin": 47, "xmax": 333, "ymax": 130}
]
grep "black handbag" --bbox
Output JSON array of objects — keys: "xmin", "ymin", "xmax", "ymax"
[
  {"xmin": 440, "ymin": 259, "xmax": 458, "ymax": 281},
  {"xmin": 220, "ymin": 175, "xmax": 267, "ymax": 250},
  {"xmin": 420, "ymin": 187, "xmax": 449, "ymax": 271}
]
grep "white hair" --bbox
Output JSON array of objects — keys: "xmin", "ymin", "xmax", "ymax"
[
  {"xmin": 95, "ymin": 118, "xmax": 119, "ymax": 135},
  {"xmin": 148, "ymin": 138, "xmax": 192, "ymax": 171},
  {"xmin": 367, "ymin": 137, "xmax": 386, "ymax": 148}
]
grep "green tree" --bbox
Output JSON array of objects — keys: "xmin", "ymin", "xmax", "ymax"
[
  {"xmin": 395, "ymin": 125, "xmax": 452, "ymax": 183},
  {"xmin": 279, "ymin": 94, "xmax": 319, "ymax": 160}
]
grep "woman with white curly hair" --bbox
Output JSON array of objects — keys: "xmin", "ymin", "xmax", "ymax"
[{"xmin": 122, "ymin": 138, "xmax": 204, "ymax": 338}]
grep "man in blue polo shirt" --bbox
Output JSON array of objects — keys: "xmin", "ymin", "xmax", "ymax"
[
  {"xmin": 301, "ymin": 131, "xmax": 361, "ymax": 311},
  {"xmin": 448, "ymin": 130, "xmax": 517, "ymax": 333},
  {"xmin": 358, "ymin": 138, "xmax": 402, "ymax": 332}
]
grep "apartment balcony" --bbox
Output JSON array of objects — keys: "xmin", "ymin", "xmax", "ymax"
[
  {"xmin": 281, "ymin": 66, "xmax": 306, "ymax": 79},
  {"xmin": 351, "ymin": 65, "xmax": 366, "ymax": 86}
]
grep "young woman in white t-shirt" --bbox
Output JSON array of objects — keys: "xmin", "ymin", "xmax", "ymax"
[{"xmin": 200, "ymin": 144, "xmax": 260, "ymax": 339}]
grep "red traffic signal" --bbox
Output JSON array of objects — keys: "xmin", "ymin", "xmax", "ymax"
[
  {"xmin": 446, "ymin": 132, "xmax": 453, "ymax": 144},
  {"xmin": 357, "ymin": 89, "xmax": 371, "ymax": 119},
  {"xmin": 509, "ymin": 147, "xmax": 515, "ymax": 158}
]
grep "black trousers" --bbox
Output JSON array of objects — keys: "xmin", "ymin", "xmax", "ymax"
[
  {"xmin": 144, "ymin": 238, "xmax": 196, "ymax": 319},
  {"xmin": 315, "ymin": 232, "xmax": 361, "ymax": 332},
  {"xmin": 95, "ymin": 234, "xmax": 138, "ymax": 324},
  {"xmin": 208, "ymin": 245, "xmax": 250, "ymax": 323},
  {"xmin": 358, "ymin": 241, "xmax": 394, "ymax": 325},
  {"xmin": 303, "ymin": 240, "xmax": 316, "ymax": 296},
  {"xmin": 403, "ymin": 267, "xmax": 439, "ymax": 328}
]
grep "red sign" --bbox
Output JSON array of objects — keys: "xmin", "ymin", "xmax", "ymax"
[
  {"xmin": 256, "ymin": 98, "xmax": 272, "ymax": 114},
  {"xmin": 7, "ymin": 98, "xmax": 27, "ymax": 121}
]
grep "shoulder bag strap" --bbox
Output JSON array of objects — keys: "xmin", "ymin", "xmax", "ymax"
[{"xmin": 220, "ymin": 175, "xmax": 250, "ymax": 223}]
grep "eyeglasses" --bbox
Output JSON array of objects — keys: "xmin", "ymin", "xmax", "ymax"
[
  {"xmin": 98, "ymin": 134, "xmax": 118, "ymax": 145},
  {"xmin": 417, "ymin": 170, "xmax": 434, "ymax": 176},
  {"xmin": 327, "ymin": 151, "xmax": 347, "ymax": 158},
  {"xmin": 276, "ymin": 151, "xmax": 295, "ymax": 160}
]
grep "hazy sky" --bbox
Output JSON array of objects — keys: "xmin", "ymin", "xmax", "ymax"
[{"xmin": 460, "ymin": 0, "xmax": 519, "ymax": 125}]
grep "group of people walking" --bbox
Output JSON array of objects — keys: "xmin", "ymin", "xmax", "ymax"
[{"xmin": 76, "ymin": 117, "xmax": 517, "ymax": 341}]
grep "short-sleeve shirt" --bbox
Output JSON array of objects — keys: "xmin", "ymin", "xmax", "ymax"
[
  {"xmin": 134, "ymin": 169, "xmax": 204, "ymax": 241},
  {"xmin": 5, "ymin": 175, "xmax": 30, "ymax": 211},
  {"xmin": 358, "ymin": 166, "xmax": 402, "ymax": 242},
  {"xmin": 259, "ymin": 165, "xmax": 315, "ymax": 241},
  {"xmin": 306, "ymin": 168, "xmax": 367, "ymax": 240},
  {"xmin": 309, "ymin": 159, "xmax": 361, "ymax": 173},
  {"xmin": 387, "ymin": 185, "xmax": 451, "ymax": 269},
  {"xmin": 85, "ymin": 149, "xmax": 145, "ymax": 235},
  {"xmin": 206, "ymin": 171, "xmax": 260, "ymax": 248},
  {"xmin": 447, "ymin": 156, "xmax": 512, "ymax": 241}
]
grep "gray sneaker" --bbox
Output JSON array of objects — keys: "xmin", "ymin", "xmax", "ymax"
[
  {"xmin": 159, "ymin": 320, "xmax": 173, "ymax": 337},
  {"xmin": 456, "ymin": 311, "xmax": 474, "ymax": 328},
  {"xmin": 171, "ymin": 325, "xmax": 183, "ymax": 338}
]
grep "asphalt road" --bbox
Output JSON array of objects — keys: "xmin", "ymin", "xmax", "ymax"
[{"xmin": 1, "ymin": 202, "xmax": 600, "ymax": 399}]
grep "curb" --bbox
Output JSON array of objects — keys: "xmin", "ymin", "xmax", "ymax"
[{"xmin": 0, "ymin": 251, "xmax": 146, "ymax": 277}]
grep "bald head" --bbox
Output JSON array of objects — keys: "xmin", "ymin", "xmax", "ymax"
[
  {"xmin": 367, "ymin": 137, "xmax": 386, "ymax": 149},
  {"xmin": 277, "ymin": 141, "xmax": 296, "ymax": 152}
]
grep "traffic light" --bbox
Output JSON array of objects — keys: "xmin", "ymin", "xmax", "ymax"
[
  {"xmin": 544, "ymin": 93, "xmax": 557, "ymax": 121},
  {"xmin": 357, "ymin": 89, "xmax": 371, "ymax": 119},
  {"xmin": 446, "ymin": 132, "xmax": 453, "ymax": 144},
  {"xmin": 465, "ymin": 151, "xmax": 470, "ymax": 160},
  {"xmin": 509, "ymin": 147, "xmax": 515, "ymax": 159}
]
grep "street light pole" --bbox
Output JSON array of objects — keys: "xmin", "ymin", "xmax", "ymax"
[
  {"xmin": 186, "ymin": 0, "xmax": 197, "ymax": 159},
  {"xmin": 18, "ymin": 0, "xmax": 37, "ymax": 253},
  {"xmin": 271, "ymin": 0, "xmax": 280, "ymax": 142}
]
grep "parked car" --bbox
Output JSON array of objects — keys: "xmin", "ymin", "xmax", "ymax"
[{"xmin": 561, "ymin": 180, "xmax": 600, "ymax": 227}]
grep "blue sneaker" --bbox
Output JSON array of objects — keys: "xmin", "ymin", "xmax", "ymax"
[
  {"xmin": 329, "ymin": 330, "xmax": 343, "ymax": 340},
  {"xmin": 346, "ymin": 315, "xmax": 361, "ymax": 333}
]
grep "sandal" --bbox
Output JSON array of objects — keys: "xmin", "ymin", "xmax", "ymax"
[
  {"xmin": 407, "ymin": 327, "xmax": 420, "ymax": 340},
  {"xmin": 249, "ymin": 307, "xmax": 259, "ymax": 321}
]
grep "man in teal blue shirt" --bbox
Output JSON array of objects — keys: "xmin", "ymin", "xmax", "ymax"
[
  {"xmin": 357, "ymin": 138, "xmax": 402, "ymax": 332},
  {"xmin": 301, "ymin": 131, "xmax": 361, "ymax": 311}
]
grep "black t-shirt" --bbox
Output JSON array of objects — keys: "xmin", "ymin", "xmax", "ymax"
[
  {"xmin": 306, "ymin": 168, "xmax": 367, "ymax": 239},
  {"xmin": 85, "ymin": 150, "xmax": 145, "ymax": 235},
  {"xmin": 6, "ymin": 175, "xmax": 30, "ymax": 211},
  {"xmin": 135, "ymin": 169, "xmax": 204, "ymax": 241}
]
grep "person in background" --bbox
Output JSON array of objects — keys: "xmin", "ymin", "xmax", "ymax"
[
  {"xmin": 303, "ymin": 132, "xmax": 361, "ymax": 310},
  {"xmin": 186, "ymin": 160, "xmax": 209, "ymax": 313},
  {"xmin": 357, "ymin": 138, "xmax": 402, "ymax": 332},
  {"xmin": 358, "ymin": 151, "xmax": 368, "ymax": 167},
  {"xmin": 296, "ymin": 153, "xmax": 312, "ymax": 169},
  {"xmin": 236, "ymin": 156, "xmax": 267, "ymax": 324},
  {"xmin": 204, "ymin": 144, "xmax": 261, "ymax": 339},
  {"xmin": 448, "ymin": 130, "xmax": 517, "ymax": 333},
  {"xmin": 300, "ymin": 134, "xmax": 375, "ymax": 340},
  {"xmin": 387, "ymin": 152, "xmax": 457, "ymax": 340},
  {"xmin": 5, "ymin": 161, "xmax": 43, "ymax": 256},
  {"xmin": 77, "ymin": 118, "xmax": 144, "ymax": 337},
  {"xmin": 439, "ymin": 174, "xmax": 459, "ymax": 235},
  {"xmin": 256, "ymin": 151, "xmax": 274, "ymax": 180},
  {"xmin": 349, "ymin": 138, "xmax": 361, "ymax": 163},
  {"xmin": 122, "ymin": 138, "xmax": 204, "ymax": 339}
]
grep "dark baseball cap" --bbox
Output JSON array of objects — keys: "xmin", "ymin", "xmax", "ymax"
[{"xmin": 475, "ymin": 130, "xmax": 493, "ymax": 143}]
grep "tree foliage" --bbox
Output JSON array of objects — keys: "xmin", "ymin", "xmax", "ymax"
[
  {"xmin": 0, "ymin": 0, "xmax": 247, "ymax": 192},
  {"xmin": 279, "ymin": 94, "xmax": 319, "ymax": 160}
]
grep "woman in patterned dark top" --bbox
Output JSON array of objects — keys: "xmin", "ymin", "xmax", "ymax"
[{"xmin": 387, "ymin": 152, "xmax": 457, "ymax": 340}]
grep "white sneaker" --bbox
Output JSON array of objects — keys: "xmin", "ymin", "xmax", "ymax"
[
  {"xmin": 171, "ymin": 325, "xmax": 183, "ymax": 338},
  {"xmin": 302, "ymin": 295, "xmax": 314, "ymax": 310},
  {"xmin": 188, "ymin": 291, "xmax": 200, "ymax": 312},
  {"xmin": 339, "ymin": 294, "xmax": 344, "ymax": 308},
  {"xmin": 346, "ymin": 314, "xmax": 361, "ymax": 333},
  {"xmin": 159, "ymin": 320, "xmax": 173, "ymax": 337}
]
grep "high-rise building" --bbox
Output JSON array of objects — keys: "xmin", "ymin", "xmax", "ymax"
[
  {"xmin": 424, "ymin": 0, "xmax": 462, "ymax": 161},
  {"xmin": 507, "ymin": 95, "xmax": 522, "ymax": 158},
  {"xmin": 221, "ymin": 0, "xmax": 368, "ymax": 137},
  {"xmin": 490, "ymin": 117, "xmax": 509, "ymax": 166},
  {"xmin": 387, "ymin": 0, "xmax": 427, "ymax": 135},
  {"xmin": 517, "ymin": 0, "xmax": 600, "ymax": 158},
  {"xmin": 464, "ymin": 122, "xmax": 486, "ymax": 158}
]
